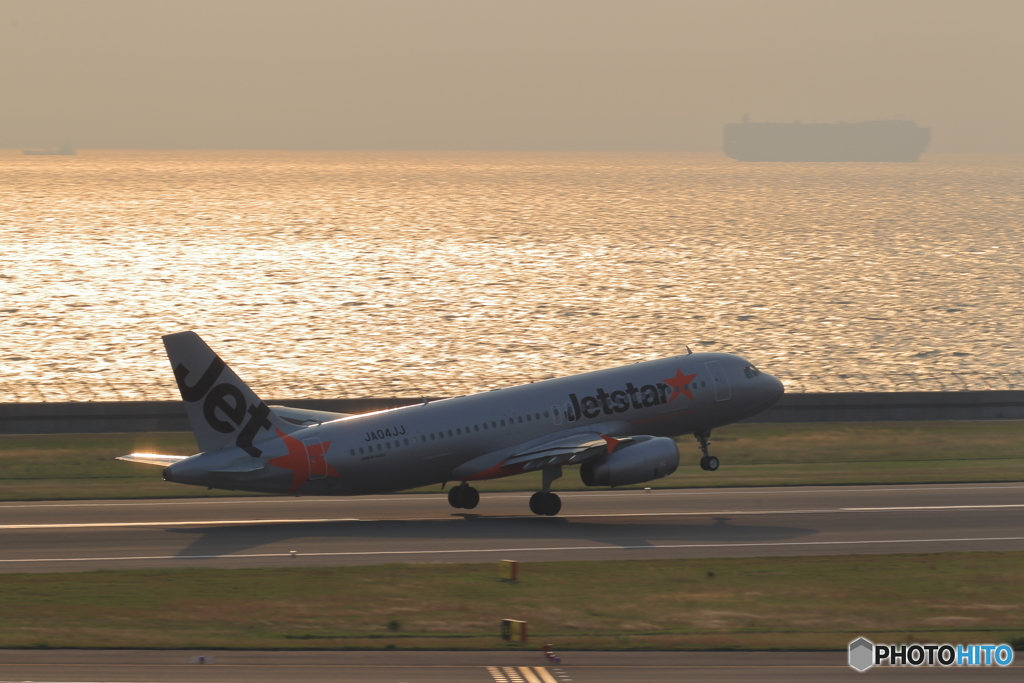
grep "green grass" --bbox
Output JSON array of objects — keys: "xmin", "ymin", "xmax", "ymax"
[
  {"xmin": 1, "ymin": 422, "xmax": 1022, "ymax": 501},
  {"xmin": 1, "ymin": 553, "xmax": 1022, "ymax": 650},
  {"xmin": 0, "ymin": 432, "xmax": 266, "ymax": 500}
]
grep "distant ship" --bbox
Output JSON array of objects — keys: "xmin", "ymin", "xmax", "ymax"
[
  {"xmin": 724, "ymin": 116, "xmax": 930, "ymax": 162},
  {"xmin": 22, "ymin": 144, "xmax": 76, "ymax": 156}
]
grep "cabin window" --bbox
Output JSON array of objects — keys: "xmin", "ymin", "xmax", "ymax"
[
  {"xmin": 483, "ymin": 423, "xmax": 488, "ymax": 430},
  {"xmin": 474, "ymin": 424, "xmax": 479, "ymax": 432},
  {"xmin": 518, "ymin": 416, "xmax": 523, "ymax": 424},
  {"xmin": 457, "ymin": 428, "xmax": 462, "ymax": 435},
  {"xmin": 492, "ymin": 421, "xmax": 497, "ymax": 428},
  {"xmin": 552, "ymin": 406, "xmax": 562, "ymax": 425},
  {"xmin": 465, "ymin": 425, "xmax": 470, "ymax": 433},
  {"xmin": 535, "ymin": 412, "xmax": 541, "ymax": 420},
  {"xmin": 359, "ymin": 447, "xmax": 365, "ymax": 454},
  {"xmin": 544, "ymin": 410, "xmax": 549, "ymax": 418},
  {"xmin": 404, "ymin": 438, "xmax": 409, "ymax": 445},
  {"xmin": 565, "ymin": 402, "xmax": 575, "ymax": 421},
  {"xmin": 448, "ymin": 429, "xmax": 453, "ymax": 437},
  {"xmin": 701, "ymin": 381, "xmax": 706, "ymax": 387},
  {"xmin": 526, "ymin": 414, "xmax": 531, "ymax": 422},
  {"xmin": 501, "ymin": 419, "xmax": 506, "ymax": 426}
]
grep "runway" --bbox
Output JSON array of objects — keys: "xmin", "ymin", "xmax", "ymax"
[
  {"xmin": 1, "ymin": 483, "xmax": 1023, "ymax": 572},
  {"xmin": 0, "ymin": 649, "xmax": 1019, "ymax": 682}
]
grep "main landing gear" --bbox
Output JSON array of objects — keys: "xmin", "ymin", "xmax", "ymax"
[
  {"xmin": 529, "ymin": 464, "xmax": 563, "ymax": 516},
  {"xmin": 529, "ymin": 491, "xmax": 561, "ymax": 516},
  {"xmin": 448, "ymin": 483, "xmax": 480, "ymax": 510},
  {"xmin": 695, "ymin": 430, "xmax": 720, "ymax": 471}
]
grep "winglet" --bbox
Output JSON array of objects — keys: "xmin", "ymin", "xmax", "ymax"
[{"xmin": 601, "ymin": 434, "xmax": 622, "ymax": 454}]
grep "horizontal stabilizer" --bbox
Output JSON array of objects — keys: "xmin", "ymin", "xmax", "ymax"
[
  {"xmin": 117, "ymin": 453, "xmax": 190, "ymax": 467},
  {"xmin": 269, "ymin": 405, "xmax": 351, "ymax": 426}
]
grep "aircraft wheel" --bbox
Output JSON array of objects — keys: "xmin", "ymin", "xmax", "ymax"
[
  {"xmin": 543, "ymin": 492, "xmax": 562, "ymax": 516},
  {"xmin": 699, "ymin": 456, "xmax": 709, "ymax": 471},
  {"xmin": 461, "ymin": 486, "xmax": 480, "ymax": 510},
  {"xmin": 529, "ymin": 491, "xmax": 546, "ymax": 515},
  {"xmin": 448, "ymin": 486, "xmax": 464, "ymax": 509},
  {"xmin": 706, "ymin": 456, "xmax": 720, "ymax": 471}
]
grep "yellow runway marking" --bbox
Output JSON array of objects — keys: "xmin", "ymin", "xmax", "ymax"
[
  {"xmin": 518, "ymin": 666, "xmax": 543, "ymax": 683},
  {"xmin": 486, "ymin": 665, "xmax": 509, "ymax": 682},
  {"xmin": 534, "ymin": 666, "xmax": 560, "ymax": 683}
]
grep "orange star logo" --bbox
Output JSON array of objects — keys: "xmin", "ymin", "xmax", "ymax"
[
  {"xmin": 663, "ymin": 368, "xmax": 697, "ymax": 402},
  {"xmin": 269, "ymin": 429, "xmax": 338, "ymax": 493}
]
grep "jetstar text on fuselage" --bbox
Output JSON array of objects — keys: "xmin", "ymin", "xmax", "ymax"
[{"xmin": 568, "ymin": 369, "xmax": 698, "ymax": 420}]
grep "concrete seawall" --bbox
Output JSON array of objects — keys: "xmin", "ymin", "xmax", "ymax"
[{"xmin": 2, "ymin": 392, "xmax": 1023, "ymax": 435}]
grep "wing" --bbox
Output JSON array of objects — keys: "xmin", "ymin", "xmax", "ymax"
[
  {"xmin": 268, "ymin": 405, "xmax": 351, "ymax": 426},
  {"xmin": 116, "ymin": 453, "xmax": 191, "ymax": 467},
  {"xmin": 453, "ymin": 431, "xmax": 635, "ymax": 481}
]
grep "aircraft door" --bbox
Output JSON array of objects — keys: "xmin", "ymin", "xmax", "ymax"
[
  {"xmin": 303, "ymin": 437, "xmax": 328, "ymax": 479},
  {"xmin": 705, "ymin": 361, "xmax": 732, "ymax": 402}
]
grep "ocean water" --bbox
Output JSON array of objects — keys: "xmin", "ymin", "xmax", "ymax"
[{"xmin": 1, "ymin": 150, "xmax": 1022, "ymax": 402}]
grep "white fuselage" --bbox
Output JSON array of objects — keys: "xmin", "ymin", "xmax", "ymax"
[{"xmin": 165, "ymin": 352, "xmax": 783, "ymax": 495}]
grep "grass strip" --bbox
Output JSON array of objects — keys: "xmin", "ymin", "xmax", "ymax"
[
  {"xmin": 1, "ymin": 553, "xmax": 1022, "ymax": 650},
  {"xmin": 1, "ymin": 421, "xmax": 1022, "ymax": 501}
]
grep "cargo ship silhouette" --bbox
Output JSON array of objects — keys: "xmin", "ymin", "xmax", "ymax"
[
  {"xmin": 22, "ymin": 144, "xmax": 76, "ymax": 156},
  {"xmin": 724, "ymin": 116, "xmax": 930, "ymax": 162}
]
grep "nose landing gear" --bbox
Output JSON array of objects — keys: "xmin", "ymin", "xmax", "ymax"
[
  {"xmin": 694, "ymin": 430, "xmax": 719, "ymax": 471},
  {"xmin": 447, "ymin": 483, "xmax": 480, "ymax": 510}
]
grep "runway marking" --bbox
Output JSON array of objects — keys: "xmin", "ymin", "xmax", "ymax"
[
  {"xmin": 2, "ymin": 503, "xmax": 1022, "ymax": 530},
  {"xmin": 2, "ymin": 483, "xmax": 1022, "ymax": 509},
  {"xmin": 518, "ymin": 666, "xmax": 544, "ymax": 683},
  {"xmin": 487, "ymin": 666, "xmax": 509, "ymax": 682},
  {"xmin": 0, "ymin": 518, "xmax": 359, "ymax": 530},
  {"xmin": 2, "ymin": 535, "xmax": 1023, "ymax": 565},
  {"xmin": 535, "ymin": 667, "xmax": 560, "ymax": 683},
  {"xmin": 845, "ymin": 504, "xmax": 1024, "ymax": 512}
]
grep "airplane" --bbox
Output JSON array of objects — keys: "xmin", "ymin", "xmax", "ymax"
[{"xmin": 119, "ymin": 331, "xmax": 784, "ymax": 515}]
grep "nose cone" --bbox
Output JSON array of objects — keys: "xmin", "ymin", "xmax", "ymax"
[
  {"xmin": 765, "ymin": 373, "xmax": 785, "ymax": 405},
  {"xmin": 746, "ymin": 372, "xmax": 785, "ymax": 417}
]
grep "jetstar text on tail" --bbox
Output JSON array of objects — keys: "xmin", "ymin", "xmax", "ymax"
[{"xmin": 568, "ymin": 370, "xmax": 698, "ymax": 420}]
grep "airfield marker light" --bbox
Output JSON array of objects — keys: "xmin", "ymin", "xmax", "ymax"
[
  {"xmin": 290, "ymin": 550, "xmax": 297, "ymax": 558},
  {"xmin": 501, "ymin": 619, "xmax": 528, "ymax": 643},
  {"xmin": 499, "ymin": 559, "xmax": 518, "ymax": 581}
]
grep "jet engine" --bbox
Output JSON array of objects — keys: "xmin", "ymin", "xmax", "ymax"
[{"xmin": 580, "ymin": 437, "xmax": 680, "ymax": 488}]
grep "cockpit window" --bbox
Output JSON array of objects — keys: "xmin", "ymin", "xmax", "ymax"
[{"xmin": 743, "ymin": 365, "xmax": 761, "ymax": 379}]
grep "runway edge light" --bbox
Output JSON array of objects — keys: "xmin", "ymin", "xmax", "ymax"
[
  {"xmin": 499, "ymin": 559, "xmax": 519, "ymax": 581},
  {"xmin": 501, "ymin": 619, "xmax": 528, "ymax": 643}
]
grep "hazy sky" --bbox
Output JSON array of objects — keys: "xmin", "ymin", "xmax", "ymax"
[{"xmin": 2, "ymin": 0, "xmax": 1021, "ymax": 152}]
